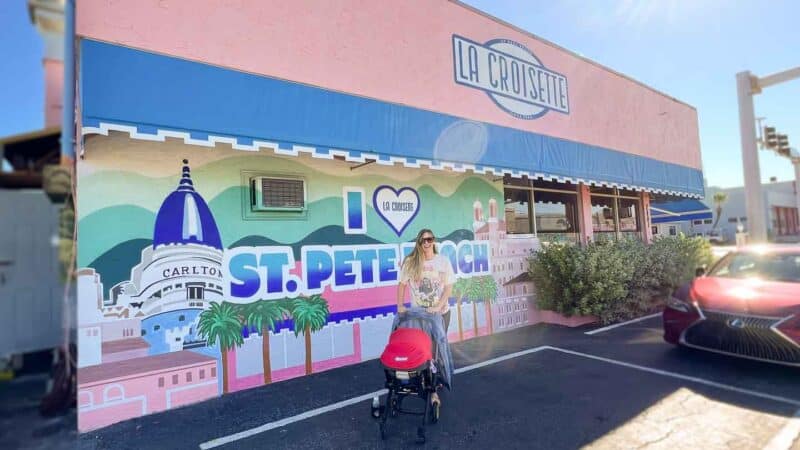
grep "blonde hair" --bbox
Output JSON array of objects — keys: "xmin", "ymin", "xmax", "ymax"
[{"xmin": 402, "ymin": 229, "xmax": 437, "ymax": 282}]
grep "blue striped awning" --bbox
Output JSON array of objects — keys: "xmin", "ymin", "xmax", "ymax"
[
  {"xmin": 650, "ymin": 199, "xmax": 712, "ymax": 224},
  {"xmin": 79, "ymin": 39, "xmax": 706, "ymax": 198}
]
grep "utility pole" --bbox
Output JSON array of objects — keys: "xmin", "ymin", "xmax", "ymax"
[
  {"xmin": 736, "ymin": 66, "xmax": 800, "ymax": 243},
  {"xmin": 792, "ymin": 149, "xmax": 800, "ymax": 223}
]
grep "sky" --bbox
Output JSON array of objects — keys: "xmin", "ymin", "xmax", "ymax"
[
  {"xmin": 1, "ymin": 0, "xmax": 798, "ymax": 188},
  {"xmin": 462, "ymin": 0, "xmax": 800, "ymax": 188}
]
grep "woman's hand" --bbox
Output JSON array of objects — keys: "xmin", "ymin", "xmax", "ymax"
[
  {"xmin": 425, "ymin": 306, "xmax": 439, "ymax": 314},
  {"xmin": 398, "ymin": 303, "xmax": 407, "ymax": 313}
]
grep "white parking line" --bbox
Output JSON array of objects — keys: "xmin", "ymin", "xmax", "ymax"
[
  {"xmin": 763, "ymin": 408, "xmax": 800, "ymax": 450},
  {"xmin": 199, "ymin": 346, "xmax": 550, "ymax": 449},
  {"xmin": 544, "ymin": 346, "xmax": 800, "ymax": 407},
  {"xmin": 584, "ymin": 313, "xmax": 661, "ymax": 335},
  {"xmin": 198, "ymin": 390, "xmax": 388, "ymax": 449}
]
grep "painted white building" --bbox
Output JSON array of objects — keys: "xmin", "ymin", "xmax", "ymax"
[{"xmin": 77, "ymin": 161, "xmax": 227, "ymax": 367}]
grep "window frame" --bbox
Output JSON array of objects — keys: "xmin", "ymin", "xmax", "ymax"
[
  {"xmin": 503, "ymin": 178, "xmax": 580, "ymax": 240},
  {"xmin": 241, "ymin": 171, "xmax": 308, "ymax": 220},
  {"xmin": 590, "ymin": 187, "xmax": 642, "ymax": 240}
]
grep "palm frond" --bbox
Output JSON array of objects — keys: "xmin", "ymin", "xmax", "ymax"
[{"xmin": 198, "ymin": 302, "xmax": 245, "ymax": 351}]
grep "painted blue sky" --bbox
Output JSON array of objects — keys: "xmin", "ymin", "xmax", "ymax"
[{"xmin": 2, "ymin": 0, "xmax": 799, "ymax": 188}]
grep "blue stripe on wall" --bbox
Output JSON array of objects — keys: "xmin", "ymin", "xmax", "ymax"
[{"xmin": 80, "ymin": 39, "xmax": 704, "ymax": 196}]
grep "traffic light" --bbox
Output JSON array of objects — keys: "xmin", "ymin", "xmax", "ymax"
[
  {"xmin": 776, "ymin": 134, "xmax": 790, "ymax": 157},
  {"xmin": 763, "ymin": 126, "xmax": 777, "ymax": 149}
]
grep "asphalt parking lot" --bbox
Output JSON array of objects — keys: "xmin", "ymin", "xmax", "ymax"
[{"xmin": 70, "ymin": 314, "xmax": 800, "ymax": 450}]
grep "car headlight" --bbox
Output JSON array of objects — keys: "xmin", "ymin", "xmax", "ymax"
[{"xmin": 665, "ymin": 296, "xmax": 692, "ymax": 313}]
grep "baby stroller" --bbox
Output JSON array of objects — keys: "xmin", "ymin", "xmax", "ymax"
[{"xmin": 373, "ymin": 309, "xmax": 453, "ymax": 444}]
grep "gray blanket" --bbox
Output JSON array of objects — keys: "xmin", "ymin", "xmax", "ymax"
[{"xmin": 391, "ymin": 308, "xmax": 454, "ymax": 390}]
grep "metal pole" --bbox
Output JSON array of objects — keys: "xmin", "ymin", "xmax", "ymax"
[
  {"xmin": 794, "ymin": 160, "xmax": 800, "ymax": 223},
  {"xmin": 61, "ymin": 0, "xmax": 75, "ymax": 162},
  {"xmin": 736, "ymin": 71, "xmax": 767, "ymax": 242}
]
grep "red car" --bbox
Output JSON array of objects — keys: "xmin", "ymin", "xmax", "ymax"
[{"xmin": 663, "ymin": 245, "xmax": 800, "ymax": 367}]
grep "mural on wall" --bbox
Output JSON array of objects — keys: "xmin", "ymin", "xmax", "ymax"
[{"xmin": 76, "ymin": 137, "xmax": 539, "ymax": 431}]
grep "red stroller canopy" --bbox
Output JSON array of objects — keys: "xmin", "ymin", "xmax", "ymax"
[{"xmin": 380, "ymin": 328, "xmax": 433, "ymax": 370}]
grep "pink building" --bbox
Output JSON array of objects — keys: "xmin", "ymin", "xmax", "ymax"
[
  {"xmin": 72, "ymin": 0, "xmax": 704, "ymax": 432},
  {"xmin": 78, "ymin": 351, "xmax": 218, "ymax": 431}
]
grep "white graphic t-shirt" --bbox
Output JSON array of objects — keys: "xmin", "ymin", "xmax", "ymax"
[{"xmin": 401, "ymin": 254, "xmax": 455, "ymax": 312}]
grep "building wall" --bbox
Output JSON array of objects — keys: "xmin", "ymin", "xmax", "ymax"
[
  {"xmin": 75, "ymin": 0, "xmax": 701, "ymax": 171},
  {"xmin": 705, "ymin": 181, "xmax": 799, "ymax": 242},
  {"xmin": 78, "ymin": 357, "xmax": 218, "ymax": 431},
  {"xmin": 76, "ymin": 133, "xmax": 541, "ymax": 430},
  {"xmin": 73, "ymin": 0, "xmax": 694, "ymax": 432}
]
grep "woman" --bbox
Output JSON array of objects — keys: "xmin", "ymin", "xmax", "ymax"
[{"xmin": 397, "ymin": 229, "xmax": 454, "ymax": 407}]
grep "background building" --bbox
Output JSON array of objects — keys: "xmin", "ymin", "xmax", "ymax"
[{"xmin": 706, "ymin": 181, "xmax": 799, "ymax": 243}]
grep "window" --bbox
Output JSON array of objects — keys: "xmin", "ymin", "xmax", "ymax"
[
  {"xmin": 153, "ymin": 324, "xmax": 161, "ymax": 332},
  {"xmin": 617, "ymin": 197, "xmax": 640, "ymax": 232},
  {"xmin": 504, "ymin": 187, "xmax": 533, "ymax": 234},
  {"xmin": 669, "ymin": 226, "xmax": 677, "ymax": 236},
  {"xmin": 652, "ymin": 225, "xmax": 659, "ymax": 235},
  {"xmin": 211, "ymin": 367, "xmax": 217, "ymax": 378},
  {"xmin": 251, "ymin": 176, "xmax": 306, "ymax": 212},
  {"xmin": 591, "ymin": 195, "xmax": 616, "ymax": 233},
  {"xmin": 103, "ymin": 385, "xmax": 124, "ymax": 402},
  {"xmin": 187, "ymin": 286, "xmax": 203, "ymax": 300},
  {"xmin": 141, "ymin": 329, "xmax": 147, "ymax": 336},
  {"xmin": 693, "ymin": 220, "xmax": 703, "ymax": 225},
  {"xmin": 591, "ymin": 188, "xmax": 641, "ymax": 239},
  {"xmin": 504, "ymin": 178, "xmax": 580, "ymax": 238},
  {"xmin": 178, "ymin": 315, "xmax": 185, "ymax": 322},
  {"xmin": 172, "ymin": 374, "xmax": 179, "ymax": 385},
  {"xmin": 728, "ymin": 218, "xmax": 738, "ymax": 223},
  {"xmin": 199, "ymin": 369, "xmax": 205, "ymax": 380},
  {"xmin": 186, "ymin": 372, "xmax": 192, "ymax": 383},
  {"xmin": 158, "ymin": 377, "xmax": 164, "ymax": 388},
  {"xmin": 703, "ymin": 219, "xmax": 713, "ymax": 224},
  {"xmin": 534, "ymin": 190, "xmax": 579, "ymax": 233}
]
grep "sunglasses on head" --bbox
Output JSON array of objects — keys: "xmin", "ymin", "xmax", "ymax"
[{"xmin": 421, "ymin": 237, "xmax": 435, "ymax": 243}]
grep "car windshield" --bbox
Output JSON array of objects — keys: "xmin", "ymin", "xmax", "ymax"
[{"xmin": 710, "ymin": 251, "xmax": 800, "ymax": 283}]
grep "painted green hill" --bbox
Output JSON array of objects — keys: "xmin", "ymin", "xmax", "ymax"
[
  {"xmin": 78, "ymin": 205, "xmax": 156, "ymax": 267},
  {"xmin": 87, "ymin": 238, "xmax": 152, "ymax": 290}
]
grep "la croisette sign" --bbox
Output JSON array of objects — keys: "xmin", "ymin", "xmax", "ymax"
[{"xmin": 452, "ymin": 35, "xmax": 570, "ymax": 120}]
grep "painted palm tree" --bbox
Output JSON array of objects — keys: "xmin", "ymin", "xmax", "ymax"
[
  {"xmin": 479, "ymin": 275, "xmax": 500, "ymax": 335},
  {"xmin": 466, "ymin": 277, "xmax": 483, "ymax": 338},
  {"xmin": 244, "ymin": 300, "xmax": 289, "ymax": 385},
  {"xmin": 451, "ymin": 278, "xmax": 470, "ymax": 341},
  {"xmin": 198, "ymin": 302, "xmax": 244, "ymax": 394},
  {"xmin": 711, "ymin": 192, "xmax": 728, "ymax": 230},
  {"xmin": 287, "ymin": 294, "xmax": 329, "ymax": 375}
]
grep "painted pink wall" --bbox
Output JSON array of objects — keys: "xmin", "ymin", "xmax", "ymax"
[
  {"xmin": 78, "ymin": 360, "xmax": 217, "ymax": 431},
  {"xmin": 76, "ymin": 0, "xmax": 701, "ymax": 170},
  {"xmin": 44, "ymin": 58, "xmax": 63, "ymax": 128}
]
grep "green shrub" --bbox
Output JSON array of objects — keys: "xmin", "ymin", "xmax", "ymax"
[{"xmin": 529, "ymin": 235, "xmax": 712, "ymax": 324}]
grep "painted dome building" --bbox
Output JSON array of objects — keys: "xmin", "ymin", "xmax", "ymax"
[{"xmin": 109, "ymin": 161, "xmax": 224, "ymax": 346}]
